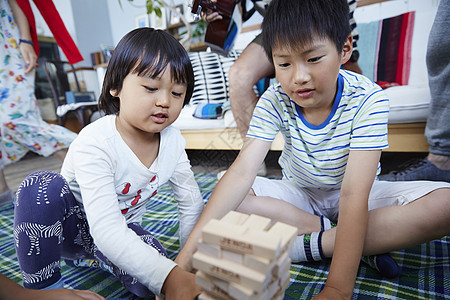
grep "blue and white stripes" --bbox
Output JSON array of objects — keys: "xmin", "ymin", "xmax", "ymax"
[{"xmin": 248, "ymin": 70, "xmax": 389, "ymax": 190}]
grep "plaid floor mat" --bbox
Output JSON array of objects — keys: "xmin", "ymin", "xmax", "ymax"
[{"xmin": 1, "ymin": 173, "xmax": 449, "ymax": 299}]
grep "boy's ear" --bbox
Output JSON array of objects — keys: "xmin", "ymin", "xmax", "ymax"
[{"xmin": 340, "ymin": 35, "xmax": 354, "ymax": 65}]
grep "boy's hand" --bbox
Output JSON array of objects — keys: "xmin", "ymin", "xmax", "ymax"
[
  {"xmin": 313, "ymin": 285, "xmax": 348, "ymax": 300},
  {"xmin": 161, "ymin": 266, "xmax": 201, "ymax": 300}
]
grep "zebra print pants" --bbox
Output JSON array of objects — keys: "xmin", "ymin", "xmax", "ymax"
[{"xmin": 14, "ymin": 170, "xmax": 167, "ymax": 298}]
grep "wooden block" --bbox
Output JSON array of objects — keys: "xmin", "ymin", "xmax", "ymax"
[
  {"xmin": 202, "ymin": 219, "xmax": 281, "ymax": 259},
  {"xmin": 244, "ymin": 254, "xmax": 275, "ymax": 274},
  {"xmin": 198, "ymin": 292, "xmax": 221, "ymax": 300},
  {"xmin": 198, "ymin": 240, "xmax": 222, "ymax": 258},
  {"xmin": 279, "ymin": 265, "xmax": 291, "ymax": 289},
  {"xmin": 197, "ymin": 270, "xmax": 231, "ymax": 294},
  {"xmin": 228, "ymin": 281, "xmax": 262, "ymax": 300},
  {"xmin": 273, "ymin": 251, "xmax": 290, "ymax": 278},
  {"xmin": 266, "ymin": 276, "xmax": 280, "ymax": 300},
  {"xmin": 243, "ymin": 228, "xmax": 281, "ymax": 258},
  {"xmin": 193, "ymin": 251, "xmax": 270, "ymax": 292},
  {"xmin": 221, "ymin": 210, "xmax": 249, "ymax": 225},
  {"xmin": 242, "ymin": 214, "xmax": 271, "ymax": 231},
  {"xmin": 267, "ymin": 222, "xmax": 297, "ymax": 254},
  {"xmin": 196, "ymin": 271, "xmax": 233, "ymax": 300},
  {"xmin": 222, "ymin": 249, "xmax": 244, "ymax": 264},
  {"xmin": 211, "ymin": 276, "xmax": 230, "ymax": 295}
]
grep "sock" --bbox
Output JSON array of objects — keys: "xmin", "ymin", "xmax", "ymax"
[
  {"xmin": 361, "ymin": 253, "xmax": 401, "ymax": 278},
  {"xmin": 320, "ymin": 215, "xmax": 336, "ymax": 231},
  {"xmin": 42, "ymin": 277, "xmax": 64, "ymax": 289},
  {"xmin": 290, "ymin": 231, "xmax": 326, "ymax": 263}
]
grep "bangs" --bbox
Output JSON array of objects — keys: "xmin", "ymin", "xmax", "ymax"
[{"xmin": 132, "ymin": 51, "xmax": 189, "ymax": 85}]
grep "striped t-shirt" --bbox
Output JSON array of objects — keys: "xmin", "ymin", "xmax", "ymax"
[{"xmin": 247, "ymin": 70, "xmax": 389, "ymax": 190}]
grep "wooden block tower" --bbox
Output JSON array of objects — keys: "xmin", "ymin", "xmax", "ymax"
[{"xmin": 193, "ymin": 211, "xmax": 298, "ymax": 300}]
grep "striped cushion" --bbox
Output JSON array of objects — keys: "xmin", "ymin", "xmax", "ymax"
[{"xmin": 189, "ymin": 50, "xmax": 253, "ymax": 105}]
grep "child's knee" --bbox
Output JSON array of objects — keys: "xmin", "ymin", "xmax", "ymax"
[{"xmin": 15, "ymin": 170, "xmax": 69, "ymax": 210}]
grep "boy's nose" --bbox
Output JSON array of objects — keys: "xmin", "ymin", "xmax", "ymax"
[{"xmin": 293, "ymin": 65, "xmax": 310, "ymax": 84}]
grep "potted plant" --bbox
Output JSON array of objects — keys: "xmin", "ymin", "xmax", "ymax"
[{"xmin": 119, "ymin": 0, "xmax": 193, "ymax": 48}]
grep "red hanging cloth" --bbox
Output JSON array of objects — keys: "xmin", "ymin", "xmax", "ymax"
[{"xmin": 16, "ymin": 0, "xmax": 83, "ymax": 64}]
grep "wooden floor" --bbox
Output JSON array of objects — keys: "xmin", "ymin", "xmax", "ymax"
[{"xmin": 4, "ymin": 154, "xmax": 63, "ymax": 192}]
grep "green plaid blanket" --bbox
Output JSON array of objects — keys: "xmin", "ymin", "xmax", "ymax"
[{"xmin": 1, "ymin": 173, "xmax": 449, "ymax": 299}]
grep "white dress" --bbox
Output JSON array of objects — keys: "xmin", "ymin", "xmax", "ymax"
[{"xmin": 0, "ymin": 0, "xmax": 76, "ymax": 168}]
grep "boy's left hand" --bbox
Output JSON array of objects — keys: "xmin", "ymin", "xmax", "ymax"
[{"xmin": 313, "ymin": 285, "xmax": 349, "ymax": 300}]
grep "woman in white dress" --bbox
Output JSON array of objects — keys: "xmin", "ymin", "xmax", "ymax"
[{"xmin": 0, "ymin": 0, "xmax": 77, "ymax": 203}]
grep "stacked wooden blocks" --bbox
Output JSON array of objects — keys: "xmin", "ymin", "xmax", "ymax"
[{"xmin": 193, "ymin": 211, "xmax": 298, "ymax": 300}]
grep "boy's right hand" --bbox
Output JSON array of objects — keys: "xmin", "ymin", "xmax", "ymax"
[{"xmin": 161, "ymin": 266, "xmax": 201, "ymax": 300}]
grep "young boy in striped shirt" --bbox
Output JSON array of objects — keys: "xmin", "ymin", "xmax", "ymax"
[{"xmin": 178, "ymin": 0, "xmax": 450, "ymax": 298}]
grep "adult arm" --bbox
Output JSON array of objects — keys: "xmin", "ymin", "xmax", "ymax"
[
  {"xmin": 176, "ymin": 137, "xmax": 272, "ymax": 271},
  {"xmin": 0, "ymin": 273, "xmax": 105, "ymax": 300},
  {"xmin": 315, "ymin": 149, "xmax": 381, "ymax": 299},
  {"xmin": 8, "ymin": 0, "xmax": 37, "ymax": 73}
]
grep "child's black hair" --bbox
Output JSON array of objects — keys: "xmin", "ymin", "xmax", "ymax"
[
  {"xmin": 262, "ymin": 0, "xmax": 351, "ymax": 63},
  {"xmin": 99, "ymin": 28, "xmax": 195, "ymax": 115}
]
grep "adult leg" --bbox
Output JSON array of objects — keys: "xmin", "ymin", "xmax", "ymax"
[
  {"xmin": 229, "ymin": 42, "xmax": 274, "ymax": 139},
  {"xmin": 379, "ymin": 2, "xmax": 450, "ymax": 182},
  {"xmin": 424, "ymin": 1, "xmax": 450, "ymax": 170}
]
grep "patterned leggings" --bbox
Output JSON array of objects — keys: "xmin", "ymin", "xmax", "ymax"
[{"xmin": 13, "ymin": 171, "xmax": 167, "ymax": 298}]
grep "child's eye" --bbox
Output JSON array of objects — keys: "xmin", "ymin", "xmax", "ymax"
[
  {"xmin": 278, "ymin": 63, "xmax": 290, "ymax": 68},
  {"xmin": 308, "ymin": 56, "xmax": 323, "ymax": 63},
  {"xmin": 172, "ymin": 91, "xmax": 183, "ymax": 97},
  {"xmin": 144, "ymin": 86, "xmax": 157, "ymax": 92}
]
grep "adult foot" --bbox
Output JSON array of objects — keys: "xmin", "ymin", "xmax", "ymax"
[{"xmin": 379, "ymin": 158, "xmax": 450, "ymax": 182}]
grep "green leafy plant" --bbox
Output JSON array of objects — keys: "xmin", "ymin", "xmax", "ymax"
[
  {"xmin": 117, "ymin": 0, "xmax": 195, "ymax": 47},
  {"xmin": 192, "ymin": 19, "xmax": 206, "ymax": 38},
  {"xmin": 118, "ymin": 0, "xmax": 164, "ymax": 18}
]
